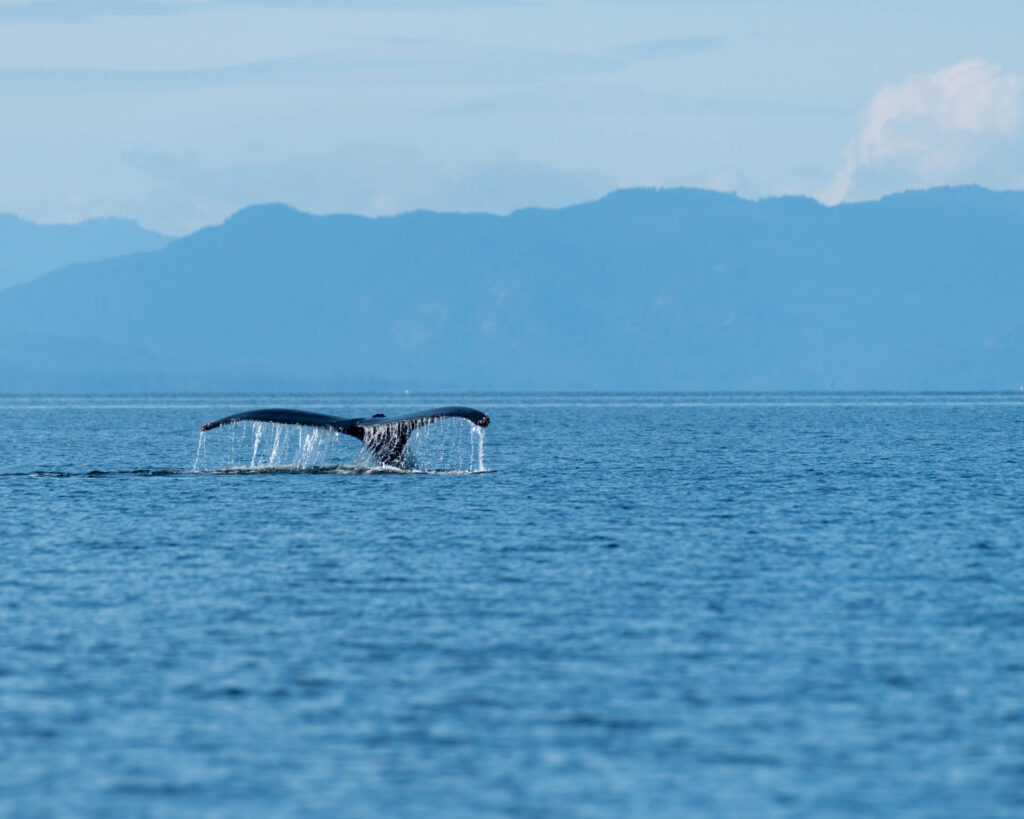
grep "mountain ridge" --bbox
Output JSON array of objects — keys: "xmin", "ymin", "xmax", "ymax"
[
  {"xmin": 0, "ymin": 214, "xmax": 171, "ymax": 292},
  {"xmin": 2, "ymin": 185, "xmax": 1022, "ymax": 392}
]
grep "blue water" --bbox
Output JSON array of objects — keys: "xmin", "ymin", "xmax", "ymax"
[{"xmin": 3, "ymin": 393, "xmax": 1024, "ymax": 817}]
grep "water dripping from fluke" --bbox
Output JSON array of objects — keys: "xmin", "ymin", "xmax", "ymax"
[
  {"xmin": 193, "ymin": 430, "xmax": 206, "ymax": 472},
  {"xmin": 192, "ymin": 405, "xmax": 491, "ymax": 474}
]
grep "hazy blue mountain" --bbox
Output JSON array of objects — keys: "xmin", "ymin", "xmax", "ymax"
[
  {"xmin": 0, "ymin": 214, "xmax": 169, "ymax": 292},
  {"xmin": 1, "ymin": 186, "xmax": 1023, "ymax": 392}
]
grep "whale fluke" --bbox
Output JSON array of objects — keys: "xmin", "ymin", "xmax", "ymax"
[
  {"xmin": 200, "ymin": 405, "xmax": 489, "ymax": 466},
  {"xmin": 200, "ymin": 408, "xmax": 358, "ymax": 433}
]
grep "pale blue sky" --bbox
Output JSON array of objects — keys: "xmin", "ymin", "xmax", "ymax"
[{"xmin": 0, "ymin": 0, "xmax": 1022, "ymax": 233}]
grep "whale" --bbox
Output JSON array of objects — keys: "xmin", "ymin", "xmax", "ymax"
[{"xmin": 200, "ymin": 405, "xmax": 490, "ymax": 466}]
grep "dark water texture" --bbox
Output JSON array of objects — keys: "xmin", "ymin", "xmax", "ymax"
[{"xmin": 2, "ymin": 393, "xmax": 1024, "ymax": 818}]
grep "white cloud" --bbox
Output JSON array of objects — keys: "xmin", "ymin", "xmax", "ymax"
[{"xmin": 822, "ymin": 59, "xmax": 1024, "ymax": 204}]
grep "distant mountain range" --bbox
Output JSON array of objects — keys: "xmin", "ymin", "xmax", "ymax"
[
  {"xmin": 0, "ymin": 215, "xmax": 169, "ymax": 292},
  {"xmin": 1, "ymin": 186, "xmax": 1022, "ymax": 392}
]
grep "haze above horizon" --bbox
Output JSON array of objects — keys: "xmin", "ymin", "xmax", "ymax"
[{"xmin": 1, "ymin": 0, "xmax": 1023, "ymax": 234}]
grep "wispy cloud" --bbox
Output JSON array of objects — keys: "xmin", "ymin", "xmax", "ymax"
[
  {"xmin": 607, "ymin": 36, "xmax": 724, "ymax": 61},
  {"xmin": 823, "ymin": 59, "xmax": 1024, "ymax": 204},
  {"xmin": 448, "ymin": 82, "xmax": 839, "ymax": 118},
  {"xmin": 0, "ymin": 36, "xmax": 725, "ymax": 96},
  {"xmin": 0, "ymin": 0, "xmax": 522, "ymax": 22}
]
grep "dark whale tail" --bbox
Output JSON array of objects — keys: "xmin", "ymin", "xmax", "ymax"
[{"xmin": 200, "ymin": 406, "xmax": 489, "ymax": 466}]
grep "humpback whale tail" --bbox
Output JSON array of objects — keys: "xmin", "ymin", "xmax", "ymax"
[{"xmin": 200, "ymin": 406, "xmax": 490, "ymax": 467}]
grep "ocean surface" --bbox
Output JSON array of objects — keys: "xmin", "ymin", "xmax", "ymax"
[{"xmin": 2, "ymin": 392, "xmax": 1024, "ymax": 818}]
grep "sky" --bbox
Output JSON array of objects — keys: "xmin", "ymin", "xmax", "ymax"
[{"xmin": 0, "ymin": 0, "xmax": 1022, "ymax": 234}]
